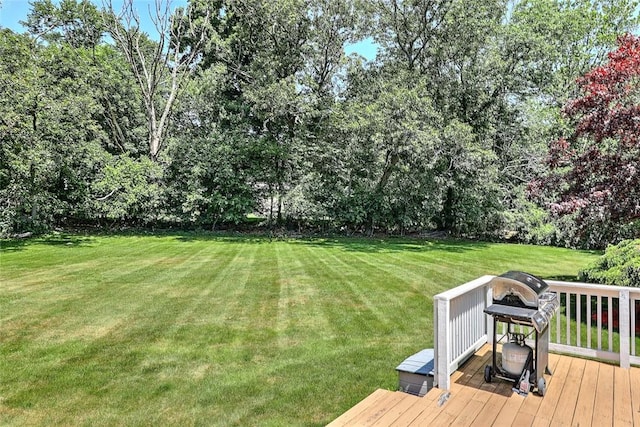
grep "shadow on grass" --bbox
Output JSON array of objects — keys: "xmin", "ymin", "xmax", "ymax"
[
  {"xmin": 110, "ymin": 230, "xmax": 488, "ymax": 253},
  {"xmin": 173, "ymin": 232, "xmax": 272, "ymax": 245},
  {"xmin": 295, "ymin": 237, "xmax": 488, "ymax": 253},
  {"xmin": 0, "ymin": 234, "xmax": 96, "ymax": 252},
  {"xmin": 133, "ymin": 229, "xmax": 492, "ymax": 254},
  {"xmin": 0, "ymin": 229, "xmax": 496, "ymax": 255},
  {"xmin": 168, "ymin": 231, "xmax": 490, "ymax": 253},
  {"xmin": 0, "ymin": 239, "xmax": 29, "ymax": 252}
]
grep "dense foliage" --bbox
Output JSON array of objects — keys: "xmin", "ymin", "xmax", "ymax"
[
  {"xmin": 579, "ymin": 239, "xmax": 640, "ymax": 286},
  {"xmin": 1, "ymin": 0, "xmax": 639, "ymax": 248},
  {"xmin": 531, "ymin": 34, "xmax": 640, "ymax": 248}
]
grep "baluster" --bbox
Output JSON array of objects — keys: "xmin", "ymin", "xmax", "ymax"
[
  {"xmin": 556, "ymin": 292, "xmax": 562, "ymax": 344},
  {"xmin": 597, "ymin": 296, "xmax": 602, "ymax": 350},
  {"xmin": 576, "ymin": 293, "xmax": 582, "ymax": 347},
  {"xmin": 566, "ymin": 292, "xmax": 572, "ymax": 345},
  {"xmin": 608, "ymin": 296, "xmax": 613, "ymax": 352},
  {"xmin": 632, "ymin": 299, "xmax": 637, "ymax": 356},
  {"xmin": 587, "ymin": 294, "xmax": 592, "ymax": 349}
]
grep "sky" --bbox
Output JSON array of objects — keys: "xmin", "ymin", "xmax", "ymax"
[
  {"xmin": 0, "ymin": 0, "xmax": 378, "ymax": 60},
  {"xmin": 0, "ymin": 0, "xmax": 188, "ymax": 35}
]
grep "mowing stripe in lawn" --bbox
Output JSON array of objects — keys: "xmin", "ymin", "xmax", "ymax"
[{"xmin": 0, "ymin": 234, "xmax": 598, "ymax": 426}]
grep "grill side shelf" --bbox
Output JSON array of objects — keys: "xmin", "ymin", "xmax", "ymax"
[{"xmin": 484, "ymin": 304, "xmax": 538, "ymax": 320}]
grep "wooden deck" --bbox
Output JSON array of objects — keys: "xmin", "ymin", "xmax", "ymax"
[{"xmin": 328, "ymin": 345, "xmax": 640, "ymax": 426}]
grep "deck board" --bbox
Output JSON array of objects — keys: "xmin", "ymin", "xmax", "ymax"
[
  {"xmin": 469, "ymin": 382, "xmax": 513, "ymax": 427},
  {"xmin": 550, "ymin": 356, "xmax": 585, "ymax": 426},
  {"xmin": 572, "ymin": 359, "xmax": 599, "ymax": 427},
  {"xmin": 327, "ymin": 388, "xmax": 391, "ymax": 427},
  {"xmin": 531, "ymin": 354, "xmax": 572, "ymax": 424},
  {"xmin": 347, "ymin": 391, "xmax": 407, "ymax": 426},
  {"xmin": 629, "ymin": 365, "xmax": 640, "ymax": 425},
  {"xmin": 328, "ymin": 345, "xmax": 640, "ymax": 426},
  {"xmin": 592, "ymin": 363, "xmax": 614, "ymax": 427},
  {"xmin": 370, "ymin": 394, "xmax": 421, "ymax": 426},
  {"xmin": 387, "ymin": 394, "xmax": 432, "ymax": 426},
  {"xmin": 516, "ymin": 352, "xmax": 560, "ymax": 420},
  {"xmin": 614, "ymin": 364, "xmax": 634, "ymax": 426},
  {"xmin": 496, "ymin": 393, "xmax": 526, "ymax": 426}
]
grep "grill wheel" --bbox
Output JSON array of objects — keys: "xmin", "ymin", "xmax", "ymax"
[
  {"xmin": 538, "ymin": 377, "xmax": 546, "ymax": 396},
  {"xmin": 484, "ymin": 365, "xmax": 492, "ymax": 383}
]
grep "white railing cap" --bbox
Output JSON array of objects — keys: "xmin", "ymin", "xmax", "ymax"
[
  {"xmin": 434, "ymin": 275, "xmax": 495, "ymax": 301},
  {"xmin": 547, "ymin": 280, "xmax": 640, "ymax": 296}
]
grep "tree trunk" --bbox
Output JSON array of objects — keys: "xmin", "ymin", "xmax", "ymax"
[
  {"xmin": 29, "ymin": 163, "xmax": 38, "ymax": 223},
  {"xmin": 442, "ymin": 186, "xmax": 456, "ymax": 233},
  {"xmin": 105, "ymin": 0, "xmax": 211, "ymax": 162},
  {"xmin": 150, "ymin": 131, "xmax": 161, "ymax": 161},
  {"xmin": 269, "ymin": 187, "xmax": 274, "ymax": 226}
]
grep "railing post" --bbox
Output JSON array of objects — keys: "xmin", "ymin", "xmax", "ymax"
[
  {"xmin": 435, "ymin": 296, "xmax": 451, "ymax": 390},
  {"xmin": 485, "ymin": 285, "xmax": 493, "ymax": 345},
  {"xmin": 619, "ymin": 289, "xmax": 630, "ymax": 369}
]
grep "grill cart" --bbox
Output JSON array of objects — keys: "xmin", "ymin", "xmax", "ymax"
[{"xmin": 483, "ymin": 271, "xmax": 559, "ymax": 396}]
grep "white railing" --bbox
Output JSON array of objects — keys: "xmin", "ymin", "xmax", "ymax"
[
  {"xmin": 433, "ymin": 275, "xmax": 494, "ymax": 390},
  {"xmin": 547, "ymin": 281, "xmax": 640, "ymax": 368},
  {"xmin": 433, "ymin": 276, "xmax": 640, "ymax": 391}
]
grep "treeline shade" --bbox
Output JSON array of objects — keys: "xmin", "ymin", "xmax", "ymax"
[{"xmin": 1, "ymin": 0, "xmax": 639, "ymax": 248}]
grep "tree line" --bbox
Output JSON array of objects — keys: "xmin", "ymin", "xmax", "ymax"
[{"xmin": 1, "ymin": 0, "xmax": 638, "ymax": 248}]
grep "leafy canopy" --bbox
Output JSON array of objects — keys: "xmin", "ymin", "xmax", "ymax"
[
  {"xmin": 579, "ymin": 239, "xmax": 640, "ymax": 286},
  {"xmin": 531, "ymin": 34, "xmax": 640, "ymax": 244}
]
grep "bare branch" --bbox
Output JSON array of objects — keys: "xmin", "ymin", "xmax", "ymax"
[
  {"xmin": 102, "ymin": 0, "xmax": 212, "ymax": 160},
  {"xmin": 95, "ymin": 188, "xmax": 119, "ymax": 201}
]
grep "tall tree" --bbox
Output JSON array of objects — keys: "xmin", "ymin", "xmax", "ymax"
[
  {"xmin": 0, "ymin": 29, "xmax": 110, "ymax": 233},
  {"xmin": 304, "ymin": 0, "xmax": 357, "ymax": 99},
  {"xmin": 165, "ymin": 64, "xmax": 260, "ymax": 227},
  {"xmin": 1, "ymin": 1, "xmax": 161, "ymax": 235},
  {"xmin": 371, "ymin": 0, "xmax": 452, "ymax": 73},
  {"xmin": 311, "ymin": 68, "xmax": 483, "ymax": 234},
  {"xmin": 187, "ymin": 0, "xmax": 358, "ymax": 225},
  {"xmin": 22, "ymin": 0, "xmax": 104, "ymax": 49},
  {"xmin": 366, "ymin": 0, "xmax": 506, "ymax": 233},
  {"xmin": 0, "ymin": 30, "xmax": 38, "ymax": 234},
  {"xmin": 103, "ymin": 0, "xmax": 212, "ymax": 160},
  {"xmin": 530, "ymin": 34, "xmax": 640, "ymax": 247},
  {"xmin": 506, "ymin": 0, "xmax": 640, "ymax": 106}
]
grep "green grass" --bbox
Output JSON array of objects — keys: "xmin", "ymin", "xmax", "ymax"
[{"xmin": 0, "ymin": 233, "xmax": 599, "ymax": 426}]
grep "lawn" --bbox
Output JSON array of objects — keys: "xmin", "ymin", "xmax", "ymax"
[{"xmin": 0, "ymin": 233, "xmax": 599, "ymax": 426}]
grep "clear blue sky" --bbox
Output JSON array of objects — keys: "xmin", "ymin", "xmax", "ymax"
[
  {"xmin": 0, "ymin": 0, "xmax": 36, "ymax": 33},
  {"xmin": 0, "ymin": 0, "xmax": 377, "ymax": 60},
  {"xmin": 0, "ymin": 0, "xmax": 188, "ymax": 35}
]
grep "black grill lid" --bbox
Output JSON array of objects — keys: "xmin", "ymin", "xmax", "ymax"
[{"xmin": 490, "ymin": 271, "xmax": 549, "ymax": 308}]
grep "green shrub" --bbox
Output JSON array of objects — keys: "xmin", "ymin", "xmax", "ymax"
[{"xmin": 579, "ymin": 239, "xmax": 640, "ymax": 286}]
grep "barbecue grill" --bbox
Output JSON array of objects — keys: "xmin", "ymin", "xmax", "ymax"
[{"xmin": 483, "ymin": 271, "xmax": 559, "ymax": 396}]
